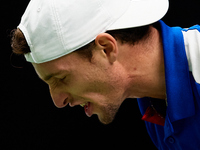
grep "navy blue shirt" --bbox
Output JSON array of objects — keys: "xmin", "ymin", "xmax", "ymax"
[{"xmin": 137, "ymin": 20, "xmax": 200, "ymax": 150}]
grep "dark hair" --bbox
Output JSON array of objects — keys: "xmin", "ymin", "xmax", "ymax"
[
  {"xmin": 106, "ymin": 25, "xmax": 150, "ymax": 45},
  {"xmin": 11, "ymin": 25, "xmax": 150, "ymax": 61},
  {"xmin": 11, "ymin": 28, "xmax": 30, "ymax": 55}
]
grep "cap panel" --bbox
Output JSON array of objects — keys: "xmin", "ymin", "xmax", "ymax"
[
  {"xmin": 19, "ymin": 0, "xmax": 65, "ymax": 63},
  {"xmin": 19, "ymin": 0, "xmax": 130, "ymax": 63},
  {"xmin": 55, "ymin": 0, "xmax": 131, "ymax": 54},
  {"xmin": 18, "ymin": 0, "xmax": 169, "ymax": 63}
]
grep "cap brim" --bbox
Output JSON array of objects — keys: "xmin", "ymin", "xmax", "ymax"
[{"xmin": 108, "ymin": 0, "xmax": 169, "ymax": 30}]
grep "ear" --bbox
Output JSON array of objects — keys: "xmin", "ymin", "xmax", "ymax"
[{"xmin": 95, "ymin": 33, "xmax": 118, "ymax": 63}]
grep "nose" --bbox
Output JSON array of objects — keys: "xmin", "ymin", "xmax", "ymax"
[
  {"xmin": 52, "ymin": 95, "xmax": 69, "ymax": 108},
  {"xmin": 49, "ymin": 87, "xmax": 69, "ymax": 108}
]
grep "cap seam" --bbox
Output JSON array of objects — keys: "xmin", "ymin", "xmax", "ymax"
[
  {"xmin": 51, "ymin": 0, "xmax": 67, "ymax": 51},
  {"xmin": 98, "ymin": 0, "xmax": 112, "ymax": 18}
]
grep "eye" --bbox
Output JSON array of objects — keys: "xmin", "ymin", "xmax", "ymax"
[
  {"xmin": 57, "ymin": 74, "xmax": 70, "ymax": 84},
  {"xmin": 60, "ymin": 76, "xmax": 66, "ymax": 81}
]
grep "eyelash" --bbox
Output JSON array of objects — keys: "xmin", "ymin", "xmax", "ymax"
[{"xmin": 60, "ymin": 76, "xmax": 66, "ymax": 81}]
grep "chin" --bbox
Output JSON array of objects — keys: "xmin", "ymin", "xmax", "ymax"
[
  {"xmin": 97, "ymin": 110, "xmax": 117, "ymax": 125},
  {"xmin": 95, "ymin": 102, "xmax": 121, "ymax": 125},
  {"xmin": 98, "ymin": 115, "xmax": 114, "ymax": 125}
]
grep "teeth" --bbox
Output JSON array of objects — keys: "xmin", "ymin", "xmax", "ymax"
[{"xmin": 80, "ymin": 102, "xmax": 88, "ymax": 107}]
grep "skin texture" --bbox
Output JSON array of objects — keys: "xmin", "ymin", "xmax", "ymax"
[{"xmin": 32, "ymin": 26, "xmax": 166, "ymax": 124}]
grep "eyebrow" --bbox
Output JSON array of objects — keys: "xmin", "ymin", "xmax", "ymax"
[
  {"xmin": 43, "ymin": 74, "xmax": 53, "ymax": 81},
  {"xmin": 43, "ymin": 70, "xmax": 65, "ymax": 81}
]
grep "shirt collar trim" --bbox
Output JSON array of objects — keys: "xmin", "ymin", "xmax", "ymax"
[{"xmin": 160, "ymin": 20, "xmax": 195, "ymax": 122}]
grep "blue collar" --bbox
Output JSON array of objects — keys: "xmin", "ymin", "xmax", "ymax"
[
  {"xmin": 159, "ymin": 20, "xmax": 195, "ymax": 122},
  {"xmin": 137, "ymin": 21, "xmax": 195, "ymax": 123}
]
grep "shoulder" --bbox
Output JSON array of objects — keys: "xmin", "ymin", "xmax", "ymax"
[{"xmin": 181, "ymin": 25, "xmax": 200, "ymax": 84}]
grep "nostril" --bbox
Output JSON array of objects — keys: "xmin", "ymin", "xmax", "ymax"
[{"xmin": 63, "ymin": 98, "xmax": 68, "ymax": 105}]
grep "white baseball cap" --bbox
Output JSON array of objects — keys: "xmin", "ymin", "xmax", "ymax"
[{"xmin": 18, "ymin": 0, "xmax": 169, "ymax": 64}]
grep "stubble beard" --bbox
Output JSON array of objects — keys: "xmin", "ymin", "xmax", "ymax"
[{"xmin": 97, "ymin": 103, "xmax": 120, "ymax": 125}]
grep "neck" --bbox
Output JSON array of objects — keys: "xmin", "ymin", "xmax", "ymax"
[{"xmin": 121, "ymin": 26, "xmax": 166, "ymax": 99}]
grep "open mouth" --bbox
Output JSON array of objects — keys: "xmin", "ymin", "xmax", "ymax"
[
  {"xmin": 80, "ymin": 102, "xmax": 88, "ymax": 107},
  {"xmin": 80, "ymin": 102, "xmax": 92, "ymax": 117}
]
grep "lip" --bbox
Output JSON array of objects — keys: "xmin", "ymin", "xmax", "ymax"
[
  {"xmin": 84, "ymin": 102, "xmax": 93, "ymax": 117},
  {"xmin": 69, "ymin": 101, "xmax": 83, "ymax": 107},
  {"xmin": 69, "ymin": 101, "xmax": 93, "ymax": 117},
  {"xmin": 69, "ymin": 103, "xmax": 75, "ymax": 107}
]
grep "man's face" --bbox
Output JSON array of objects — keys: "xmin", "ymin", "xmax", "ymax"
[{"xmin": 32, "ymin": 50, "xmax": 127, "ymax": 124}]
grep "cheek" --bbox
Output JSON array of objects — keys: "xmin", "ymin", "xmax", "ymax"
[
  {"xmin": 69, "ymin": 65, "xmax": 125, "ymax": 105},
  {"xmin": 76, "ymin": 73, "xmax": 123, "ymax": 102}
]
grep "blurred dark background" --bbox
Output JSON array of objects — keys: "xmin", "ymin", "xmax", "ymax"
[{"xmin": 1, "ymin": 0, "xmax": 200, "ymax": 149}]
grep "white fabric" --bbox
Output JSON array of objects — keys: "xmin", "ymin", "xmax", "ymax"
[
  {"xmin": 18, "ymin": 0, "xmax": 169, "ymax": 63},
  {"xmin": 182, "ymin": 29, "xmax": 200, "ymax": 84}
]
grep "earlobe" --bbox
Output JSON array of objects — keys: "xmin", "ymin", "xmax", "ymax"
[{"xmin": 95, "ymin": 33, "xmax": 118, "ymax": 63}]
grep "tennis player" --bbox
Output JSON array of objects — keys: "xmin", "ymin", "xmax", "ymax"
[{"xmin": 11, "ymin": 0, "xmax": 200, "ymax": 149}]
